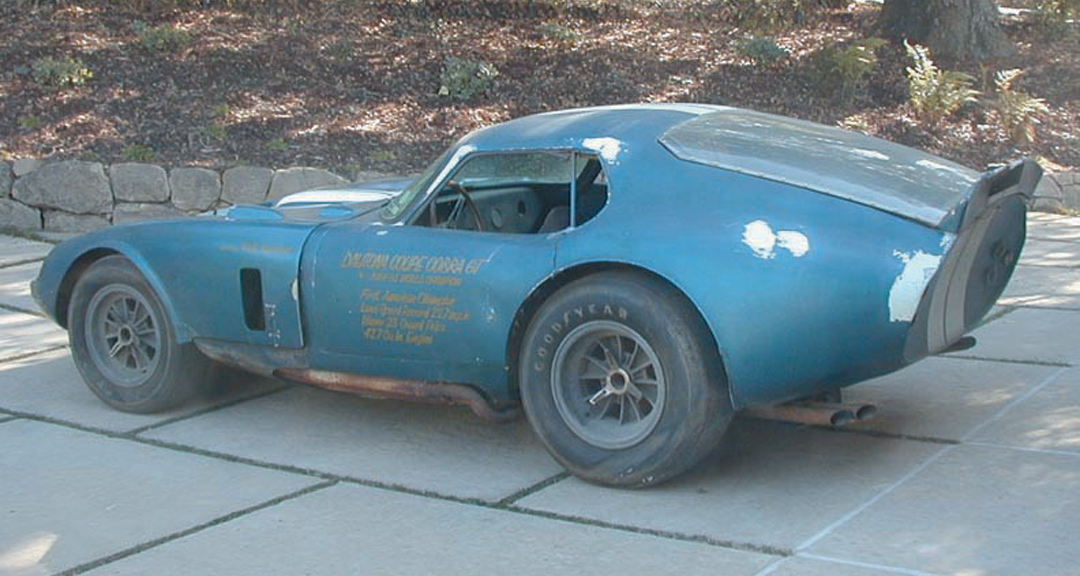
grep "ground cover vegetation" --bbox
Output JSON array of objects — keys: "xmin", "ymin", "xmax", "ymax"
[{"xmin": 1, "ymin": 0, "xmax": 1077, "ymax": 176}]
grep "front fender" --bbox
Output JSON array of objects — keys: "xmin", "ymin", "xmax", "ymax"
[{"xmin": 35, "ymin": 234, "xmax": 194, "ymax": 341}]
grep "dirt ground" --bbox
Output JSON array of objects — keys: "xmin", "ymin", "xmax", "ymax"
[{"xmin": 1, "ymin": 0, "xmax": 1077, "ymax": 176}]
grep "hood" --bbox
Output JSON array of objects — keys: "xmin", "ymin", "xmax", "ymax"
[
  {"xmin": 658, "ymin": 108, "xmax": 1035, "ymax": 230},
  {"xmin": 223, "ymin": 177, "xmax": 414, "ymax": 224}
]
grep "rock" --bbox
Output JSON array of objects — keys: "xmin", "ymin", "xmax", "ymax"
[
  {"xmin": 111, "ymin": 163, "xmax": 169, "ymax": 202},
  {"xmin": 12, "ymin": 161, "xmax": 112, "ymax": 214},
  {"xmin": 0, "ymin": 162, "xmax": 11, "ymax": 197},
  {"xmin": 12, "ymin": 158, "xmax": 42, "ymax": 177},
  {"xmin": 1062, "ymin": 184, "xmax": 1080, "ymax": 211},
  {"xmin": 0, "ymin": 199, "xmax": 42, "ymax": 230},
  {"xmin": 1034, "ymin": 173, "xmax": 1064, "ymax": 201},
  {"xmin": 352, "ymin": 170, "xmax": 400, "ymax": 183},
  {"xmin": 267, "ymin": 167, "xmax": 347, "ymax": 202},
  {"xmin": 222, "ymin": 166, "xmax": 273, "ymax": 205},
  {"xmin": 44, "ymin": 211, "xmax": 110, "ymax": 233},
  {"xmin": 112, "ymin": 203, "xmax": 186, "ymax": 224},
  {"xmin": 170, "ymin": 167, "xmax": 221, "ymax": 211}
]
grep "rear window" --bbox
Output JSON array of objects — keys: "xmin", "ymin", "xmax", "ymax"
[{"xmin": 658, "ymin": 109, "xmax": 978, "ymax": 227}]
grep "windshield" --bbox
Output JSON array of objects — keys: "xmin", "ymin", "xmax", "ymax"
[{"xmin": 380, "ymin": 147, "xmax": 454, "ymax": 221}]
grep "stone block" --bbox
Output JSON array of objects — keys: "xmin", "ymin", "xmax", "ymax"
[
  {"xmin": 44, "ymin": 210, "xmax": 110, "ymax": 233},
  {"xmin": 169, "ymin": 167, "xmax": 221, "ymax": 211},
  {"xmin": 12, "ymin": 160, "xmax": 112, "ymax": 214},
  {"xmin": 0, "ymin": 161, "xmax": 11, "ymax": 197},
  {"xmin": 1062, "ymin": 183, "xmax": 1080, "ymax": 210},
  {"xmin": 267, "ymin": 167, "xmax": 346, "ymax": 202},
  {"xmin": 222, "ymin": 165, "xmax": 273, "ymax": 205},
  {"xmin": 110, "ymin": 162, "xmax": 169, "ymax": 202},
  {"xmin": 112, "ymin": 202, "xmax": 185, "ymax": 224},
  {"xmin": 0, "ymin": 198, "xmax": 42, "ymax": 230},
  {"xmin": 1034, "ymin": 172, "xmax": 1064, "ymax": 200},
  {"xmin": 12, "ymin": 157, "xmax": 42, "ymax": 177}
]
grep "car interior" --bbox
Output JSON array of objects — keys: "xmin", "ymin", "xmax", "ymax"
[{"xmin": 413, "ymin": 151, "xmax": 609, "ymax": 234}]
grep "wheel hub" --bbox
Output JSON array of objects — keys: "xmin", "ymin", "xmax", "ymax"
[{"xmin": 551, "ymin": 320, "xmax": 666, "ymax": 450}]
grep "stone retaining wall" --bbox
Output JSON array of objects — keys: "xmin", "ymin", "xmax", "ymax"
[
  {"xmin": 0, "ymin": 159, "xmax": 1077, "ymax": 233},
  {"xmin": 0, "ymin": 159, "xmax": 395, "ymax": 233}
]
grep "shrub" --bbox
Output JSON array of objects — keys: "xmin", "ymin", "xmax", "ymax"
[
  {"xmin": 538, "ymin": 23, "xmax": 579, "ymax": 44},
  {"xmin": 438, "ymin": 57, "xmax": 499, "ymax": 100},
  {"xmin": 734, "ymin": 36, "xmax": 790, "ymax": 67},
  {"xmin": 265, "ymin": 138, "xmax": 288, "ymax": 152},
  {"xmin": 806, "ymin": 37, "xmax": 886, "ymax": 101},
  {"xmin": 123, "ymin": 144, "xmax": 155, "ymax": 162},
  {"xmin": 202, "ymin": 124, "xmax": 227, "ymax": 140},
  {"xmin": 31, "ymin": 57, "xmax": 93, "ymax": 88},
  {"xmin": 904, "ymin": 41, "xmax": 980, "ymax": 123},
  {"xmin": 995, "ymin": 69, "xmax": 1049, "ymax": 146},
  {"xmin": 18, "ymin": 116, "xmax": 43, "ymax": 130},
  {"xmin": 132, "ymin": 22, "xmax": 191, "ymax": 52}
]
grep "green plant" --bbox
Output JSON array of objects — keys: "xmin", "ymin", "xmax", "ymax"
[
  {"xmin": 265, "ymin": 138, "xmax": 288, "ymax": 152},
  {"xmin": 1036, "ymin": 0, "xmax": 1080, "ymax": 35},
  {"xmin": 131, "ymin": 21, "xmax": 190, "ymax": 52},
  {"xmin": 123, "ymin": 144, "xmax": 155, "ymax": 162},
  {"xmin": 904, "ymin": 41, "xmax": 980, "ymax": 123},
  {"xmin": 324, "ymin": 39, "xmax": 354, "ymax": 62},
  {"xmin": 18, "ymin": 116, "xmax": 43, "ymax": 130},
  {"xmin": 806, "ymin": 38, "xmax": 886, "ymax": 101},
  {"xmin": 202, "ymin": 124, "xmax": 227, "ymax": 140},
  {"xmin": 369, "ymin": 149, "xmax": 396, "ymax": 164},
  {"xmin": 31, "ymin": 56, "xmax": 93, "ymax": 88},
  {"xmin": 438, "ymin": 57, "xmax": 499, "ymax": 100},
  {"xmin": 538, "ymin": 23, "xmax": 579, "ymax": 44},
  {"xmin": 210, "ymin": 103, "xmax": 231, "ymax": 119},
  {"xmin": 734, "ymin": 36, "xmax": 790, "ymax": 67},
  {"xmin": 995, "ymin": 69, "xmax": 1049, "ymax": 146}
]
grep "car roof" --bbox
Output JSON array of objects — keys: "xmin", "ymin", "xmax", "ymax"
[{"xmin": 459, "ymin": 103, "xmax": 718, "ymax": 152}]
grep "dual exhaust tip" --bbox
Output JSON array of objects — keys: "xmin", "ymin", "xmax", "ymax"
[{"xmin": 744, "ymin": 401, "xmax": 877, "ymax": 428}]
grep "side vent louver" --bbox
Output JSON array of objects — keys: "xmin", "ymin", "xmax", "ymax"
[{"xmin": 240, "ymin": 268, "xmax": 265, "ymax": 331}]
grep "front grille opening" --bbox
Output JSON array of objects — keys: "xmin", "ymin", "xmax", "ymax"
[{"xmin": 240, "ymin": 268, "xmax": 266, "ymax": 331}]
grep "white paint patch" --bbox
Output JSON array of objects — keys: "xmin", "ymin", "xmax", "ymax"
[
  {"xmin": 776, "ymin": 230, "xmax": 810, "ymax": 257},
  {"xmin": 888, "ymin": 250, "xmax": 942, "ymax": 322},
  {"xmin": 581, "ymin": 137, "xmax": 623, "ymax": 163},
  {"xmin": 742, "ymin": 220, "xmax": 810, "ymax": 259}
]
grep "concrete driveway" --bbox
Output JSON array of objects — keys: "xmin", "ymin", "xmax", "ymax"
[{"xmin": 2, "ymin": 213, "xmax": 1079, "ymax": 576}]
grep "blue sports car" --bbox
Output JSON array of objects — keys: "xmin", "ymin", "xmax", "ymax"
[{"xmin": 33, "ymin": 104, "xmax": 1040, "ymax": 487}]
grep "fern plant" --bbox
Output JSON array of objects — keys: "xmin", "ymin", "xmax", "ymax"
[
  {"xmin": 904, "ymin": 41, "xmax": 980, "ymax": 123},
  {"xmin": 807, "ymin": 37, "xmax": 886, "ymax": 102},
  {"xmin": 995, "ymin": 69, "xmax": 1049, "ymax": 146}
]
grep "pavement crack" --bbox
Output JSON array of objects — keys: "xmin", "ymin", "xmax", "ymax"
[
  {"xmin": 943, "ymin": 354, "xmax": 1072, "ymax": 368},
  {"xmin": 53, "ymin": 480, "xmax": 338, "ymax": 576},
  {"xmin": 812, "ymin": 426, "xmax": 961, "ymax": 446},
  {"xmin": 125, "ymin": 383, "xmax": 291, "ymax": 437},
  {"xmin": 494, "ymin": 471, "xmax": 570, "ymax": 508},
  {"xmin": 0, "ymin": 302, "xmax": 45, "ymax": 317},
  {"xmin": 0, "ymin": 256, "xmax": 46, "ymax": 269},
  {"xmin": 504, "ymin": 505, "xmax": 791, "ymax": 557},
  {"xmin": 0, "ymin": 344, "xmax": 69, "ymax": 364}
]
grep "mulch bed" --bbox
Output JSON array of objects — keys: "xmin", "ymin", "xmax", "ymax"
[{"xmin": 1, "ymin": 0, "xmax": 1077, "ymax": 176}]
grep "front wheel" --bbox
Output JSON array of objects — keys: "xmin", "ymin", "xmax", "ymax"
[
  {"xmin": 68, "ymin": 255, "xmax": 210, "ymax": 413},
  {"xmin": 519, "ymin": 271, "xmax": 732, "ymax": 487}
]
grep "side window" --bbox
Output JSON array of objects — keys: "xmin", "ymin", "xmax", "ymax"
[{"xmin": 414, "ymin": 150, "xmax": 608, "ymax": 234}]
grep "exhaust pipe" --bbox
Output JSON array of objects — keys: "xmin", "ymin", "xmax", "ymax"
[
  {"xmin": 274, "ymin": 368, "xmax": 521, "ymax": 423},
  {"xmin": 744, "ymin": 401, "xmax": 876, "ymax": 427}
]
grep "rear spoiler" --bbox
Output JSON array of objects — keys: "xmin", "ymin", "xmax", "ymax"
[{"xmin": 955, "ymin": 158, "xmax": 1043, "ymax": 231}]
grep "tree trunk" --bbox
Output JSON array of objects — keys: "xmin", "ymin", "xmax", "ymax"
[{"xmin": 879, "ymin": 0, "xmax": 1014, "ymax": 62}]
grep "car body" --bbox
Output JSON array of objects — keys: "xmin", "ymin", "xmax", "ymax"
[{"xmin": 33, "ymin": 104, "xmax": 1040, "ymax": 486}]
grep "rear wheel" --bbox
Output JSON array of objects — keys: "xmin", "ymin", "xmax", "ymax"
[
  {"xmin": 69, "ymin": 255, "xmax": 210, "ymax": 413},
  {"xmin": 519, "ymin": 271, "xmax": 732, "ymax": 487}
]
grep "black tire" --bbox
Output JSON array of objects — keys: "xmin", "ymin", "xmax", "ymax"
[
  {"xmin": 519, "ymin": 271, "xmax": 733, "ymax": 487},
  {"xmin": 68, "ymin": 255, "xmax": 210, "ymax": 413}
]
